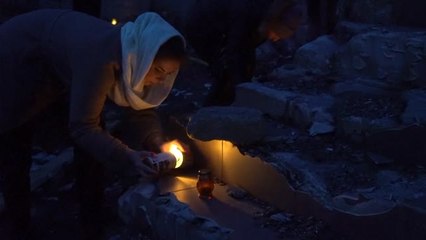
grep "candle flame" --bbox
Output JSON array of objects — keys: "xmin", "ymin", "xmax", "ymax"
[
  {"xmin": 162, "ymin": 140, "xmax": 184, "ymax": 168},
  {"xmin": 111, "ymin": 18, "xmax": 118, "ymax": 25}
]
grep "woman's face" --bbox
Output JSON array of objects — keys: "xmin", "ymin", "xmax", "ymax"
[{"xmin": 144, "ymin": 58, "xmax": 181, "ymax": 86}]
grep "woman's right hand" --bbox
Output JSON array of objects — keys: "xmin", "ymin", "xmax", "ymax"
[{"xmin": 127, "ymin": 150, "xmax": 159, "ymax": 178}]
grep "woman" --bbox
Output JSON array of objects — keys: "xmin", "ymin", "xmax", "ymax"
[{"xmin": 0, "ymin": 9, "xmax": 185, "ymax": 239}]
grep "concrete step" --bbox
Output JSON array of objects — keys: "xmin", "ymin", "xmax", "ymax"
[
  {"xmin": 118, "ymin": 172, "xmax": 285, "ymax": 240},
  {"xmin": 159, "ymin": 173, "xmax": 283, "ymax": 240},
  {"xmin": 192, "ymin": 139, "xmax": 426, "ymax": 240}
]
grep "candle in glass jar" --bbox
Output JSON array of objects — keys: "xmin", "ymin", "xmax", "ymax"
[{"xmin": 196, "ymin": 169, "xmax": 214, "ymax": 200}]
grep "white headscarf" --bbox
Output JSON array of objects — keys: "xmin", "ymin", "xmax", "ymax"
[{"xmin": 108, "ymin": 12, "xmax": 185, "ymax": 110}]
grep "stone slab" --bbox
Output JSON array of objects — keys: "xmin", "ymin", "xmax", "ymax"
[{"xmin": 186, "ymin": 106, "xmax": 267, "ymax": 145}]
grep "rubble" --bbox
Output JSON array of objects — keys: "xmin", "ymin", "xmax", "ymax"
[
  {"xmin": 309, "ymin": 121, "xmax": 335, "ymax": 136},
  {"xmin": 288, "ymin": 93, "xmax": 335, "ymax": 128},
  {"xmin": 269, "ymin": 212, "xmax": 292, "ymax": 223},
  {"xmin": 402, "ymin": 89, "xmax": 426, "ymax": 125},
  {"xmin": 336, "ymin": 29, "xmax": 426, "ymax": 87},
  {"xmin": 226, "ymin": 185, "xmax": 248, "ymax": 200},
  {"xmin": 364, "ymin": 125, "xmax": 426, "ymax": 165},
  {"xmin": 32, "ymin": 151, "xmax": 57, "ymax": 165},
  {"xmin": 30, "ymin": 147, "xmax": 73, "ymax": 191},
  {"xmin": 402, "ymin": 195, "xmax": 426, "ymax": 214},
  {"xmin": 366, "ymin": 152, "xmax": 394, "ymax": 165},
  {"xmin": 233, "ymin": 83, "xmax": 335, "ymax": 133},
  {"xmin": 118, "ymin": 182, "xmax": 232, "ymax": 240},
  {"xmin": 334, "ymin": 21, "xmax": 376, "ymax": 42},
  {"xmin": 267, "ymin": 65, "xmax": 307, "ymax": 84},
  {"xmin": 337, "ymin": 116, "xmax": 400, "ymax": 141},
  {"xmin": 233, "ymin": 82, "xmax": 298, "ymax": 119},
  {"xmin": 332, "ymin": 195, "xmax": 396, "ymax": 216},
  {"xmin": 332, "ymin": 77, "xmax": 399, "ymax": 96},
  {"xmin": 294, "ymin": 35, "xmax": 340, "ymax": 75}
]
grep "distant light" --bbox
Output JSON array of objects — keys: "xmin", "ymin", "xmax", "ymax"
[{"xmin": 111, "ymin": 18, "xmax": 118, "ymax": 25}]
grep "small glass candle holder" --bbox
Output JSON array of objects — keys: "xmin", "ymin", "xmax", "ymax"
[{"xmin": 196, "ymin": 169, "xmax": 214, "ymax": 200}]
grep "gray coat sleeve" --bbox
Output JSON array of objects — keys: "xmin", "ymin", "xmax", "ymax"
[
  {"xmin": 114, "ymin": 107, "xmax": 164, "ymax": 153},
  {"xmin": 68, "ymin": 59, "xmax": 133, "ymax": 166}
]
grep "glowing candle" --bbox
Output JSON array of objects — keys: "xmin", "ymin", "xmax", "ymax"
[{"xmin": 161, "ymin": 140, "xmax": 184, "ymax": 168}]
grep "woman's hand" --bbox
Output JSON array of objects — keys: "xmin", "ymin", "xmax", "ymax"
[{"xmin": 127, "ymin": 150, "xmax": 159, "ymax": 178}]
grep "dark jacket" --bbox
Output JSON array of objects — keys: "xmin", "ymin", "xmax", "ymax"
[{"xmin": 0, "ymin": 9, "xmax": 159, "ymax": 165}]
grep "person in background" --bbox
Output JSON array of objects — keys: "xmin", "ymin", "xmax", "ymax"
[
  {"xmin": 0, "ymin": 10, "xmax": 185, "ymax": 239},
  {"xmin": 140, "ymin": 0, "xmax": 303, "ymax": 105}
]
